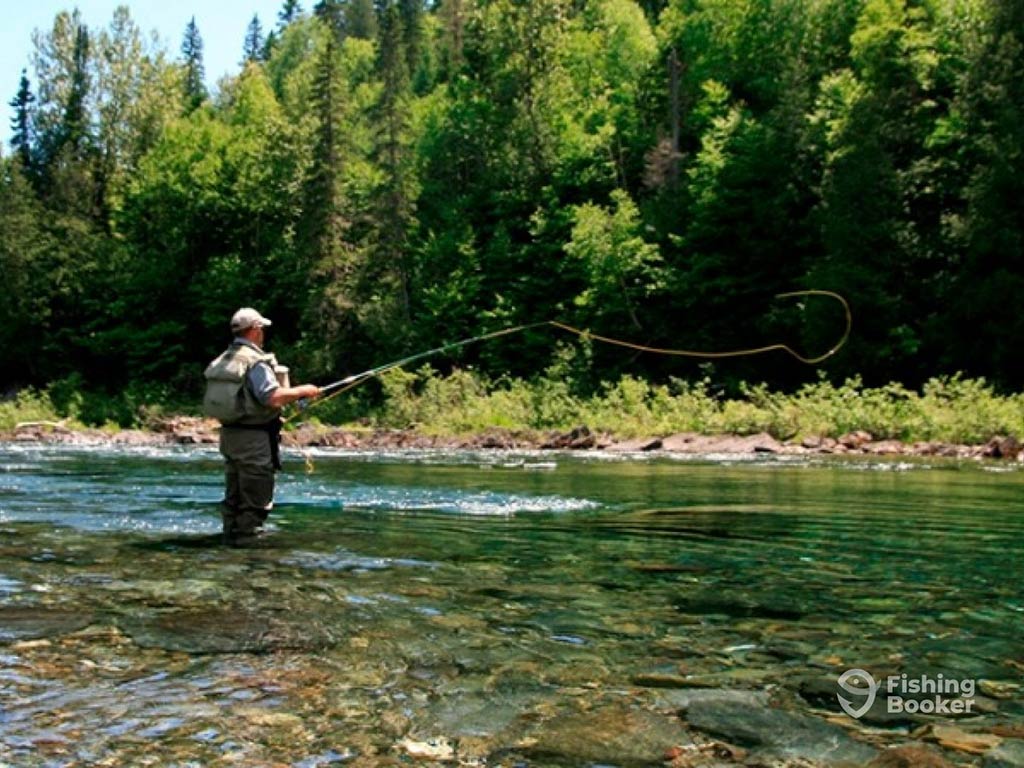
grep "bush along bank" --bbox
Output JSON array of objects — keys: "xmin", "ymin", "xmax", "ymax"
[{"xmin": 2, "ymin": 370, "xmax": 1024, "ymax": 460}]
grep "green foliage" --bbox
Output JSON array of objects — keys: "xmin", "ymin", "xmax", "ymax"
[
  {"xmin": 566, "ymin": 188, "xmax": 665, "ymax": 328},
  {"xmin": 359, "ymin": 369, "xmax": 1024, "ymax": 444},
  {"xmin": 0, "ymin": 389, "xmax": 64, "ymax": 431},
  {"xmin": 3, "ymin": 0, "xmax": 1024, "ymax": 410},
  {"xmin": 0, "ymin": 376, "xmax": 192, "ymax": 431}
]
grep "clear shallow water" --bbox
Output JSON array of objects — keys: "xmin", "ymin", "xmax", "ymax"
[{"xmin": 0, "ymin": 444, "xmax": 1022, "ymax": 766}]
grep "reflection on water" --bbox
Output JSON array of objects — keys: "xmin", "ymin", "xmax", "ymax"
[{"xmin": 1, "ymin": 444, "xmax": 1023, "ymax": 766}]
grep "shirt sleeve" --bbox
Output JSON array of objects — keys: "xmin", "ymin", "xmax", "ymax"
[{"xmin": 246, "ymin": 362, "xmax": 280, "ymax": 406}]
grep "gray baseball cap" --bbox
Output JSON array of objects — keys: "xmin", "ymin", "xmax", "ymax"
[{"xmin": 230, "ymin": 307, "xmax": 273, "ymax": 332}]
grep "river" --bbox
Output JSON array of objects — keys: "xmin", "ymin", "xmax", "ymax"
[{"xmin": 1, "ymin": 444, "xmax": 1022, "ymax": 766}]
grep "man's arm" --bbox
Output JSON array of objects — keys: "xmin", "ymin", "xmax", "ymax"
[
  {"xmin": 248, "ymin": 363, "xmax": 320, "ymax": 410},
  {"xmin": 266, "ymin": 383, "xmax": 320, "ymax": 409}
]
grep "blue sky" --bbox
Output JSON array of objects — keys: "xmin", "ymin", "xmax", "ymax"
[{"xmin": 3, "ymin": 0, "xmax": 289, "ymax": 148}]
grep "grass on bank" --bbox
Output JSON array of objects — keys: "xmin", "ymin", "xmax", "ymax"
[
  {"xmin": 2, "ymin": 369, "xmax": 1022, "ymax": 446},
  {"xmin": 0, "ymin": 376, "xmax": 187, "ymax": 434},
  {"xmin": 348, "ymin": 367, "xmax": 1023, "ymax": 445}
]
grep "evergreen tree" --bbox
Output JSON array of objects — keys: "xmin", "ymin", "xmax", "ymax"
[
  {"xmin": 263, "ymin": 29, "xmax": 279, "ymax": 61},
  {"xmin": 314, "ymin": 0, "xmax": 345, "ymax": 38},
  {"xmin": 61, "ymin": 24, "xmax": 91, "ymax": 157},
  {"xmin": 181, "ymin": 17, "xmax": 207, "ymax": 112},
  {"xmin": 9, "ymin": 70, "xmax": 35, "ymax": 171},
  {"xmin": 437, "ymin": 0, "xmax": 466, "ymax": 76},
  {"xmin": 940, "ymin": 0, "xmax": 1024, "ymax": 385},
  {"xmin": 803, "ymin": 0, "xmax": 946, "ymax": 382},
  {"xmin": 93, "ymin": 6, "xmax": 167, "ymax": 225},
  {"xmin": 372, "ymin": 1, "xmax": 415, "ymax": 329},
  {"xmin": 0, "ymin": 158, "xmax": 55, "ymax": 380},
  {"xmin": 278, "ymin": 0, "xmax": 303, "ymax": 28},
  {"xmin": 308, "ymin": 34, "xmax": 344, "ymax": 244},
  {"xmin": 346, "ymin": 0, "xmax": 378, "ymax": 40},
  {"xmin": 297, "ymin": 28, "xmax": 359, "ymax": 374},
  {"xmin": 243, "ymin": 14, "xmax": 266, "ymax": 63},
  {"xmin": 34, "ymin": 20, "xmax": 96, "ymax": 214},
  {"xmin": 398, "ymin": 0, "xmax": 424, "ymax": 82}
]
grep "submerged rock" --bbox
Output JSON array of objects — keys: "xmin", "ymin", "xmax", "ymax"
[
  {"xmin": 868, "ymin": 744, "xmax": 957, "ymax": 767},
  {"xmin": 654, "ymin": 687, "xmax": 771, "ymax": 712},
  {"xmin": 0, "ymin": 606, "xmax": 95, "ymax": 643},
  {"xmin": 416, "ymin": 691, "xmax": 538, "ymax": 738},
  {"xmin": 674, "ymin": 592, "xmax": 807, "ymax": 621},
  {"xmin": 796, "ymin": 673, "xmax": 918, "ymax": 727},
  {"xmin": 398, "ymin": 736, "xmax": 455, "ymax": 760},
  {"xmin": 120, "ymin": 609, "xmax": 340, "ymax": 653},
  {"xmin": 923, "ymin": 724, "xmax": 1003, "ymax": 755},
  {"xmin": 523, "ymin": 704, "xmax": 691, "ymax": 767},
  {"xmin": 984, "ymin": 740, "xmax": 1024, "ymax": 768},
  {"xmin": 683, "ymin": 698, "xmax": 878, "ymax": 765}
]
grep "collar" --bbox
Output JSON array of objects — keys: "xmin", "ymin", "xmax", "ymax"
[{"xmin": 233, "ymin": 337, "xmax": 265, "ymax": 353}]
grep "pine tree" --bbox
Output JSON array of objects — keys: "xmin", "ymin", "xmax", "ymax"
[
  {"xmin": 299, "ymin": 30, "xmax": 360, "ymax": 373},
  {"xmin": 346, "ymin": 0, "xmax": 378, "ymax": 40},
  {"xmin": 314, "ymin": 0, "xmax": 345, "ymax": 38},
  {"xmin": 61, "ymin": 24, "xmax": 91, "ymax": 156},
  {"xmin": 0, "ymin": 157, "xmax": 55, "ymax": 380},
  {"xmin": 262, "ymin": 29, "xmax": 278, "ymax": 61},
  {"xmin": 372, "ymin": 1, "xmax": 415, "ymax": 326},
  {"xmin": 29, "ymin": 11, "xmax": 98, "ymax": 214},
  {"xmin": 9, "ymin": 70, "xmax": 35, "ymax": 171},
  {"xmin": 305, "ymin": 32, "xmax": 347, "ymax": 268},
  {"xmin": 437, "ymin": 0, "xmax": 465, "ymax": 76},
  {"xmin": 181, "ymin": 17, "xmax": 207, "ymax": 112},
  {"xmin": 940, "ymin": 0, "xmax": 1024, "ymax": 384},
  {"xmin": 278, "ymin": 0, "xmax": 303, "ymax": 28},
  {"xmin": 243, "ymin": 14, "xmax": 265, "ymax": 63},
  {"xmin": 398, "ymin": 0, "xmax": 424, "ymax": 85}
]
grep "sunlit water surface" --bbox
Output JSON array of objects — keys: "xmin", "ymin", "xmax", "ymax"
[{"xmin": 1, "ymin": 444, "xmax": 1022, "ymax": 766}]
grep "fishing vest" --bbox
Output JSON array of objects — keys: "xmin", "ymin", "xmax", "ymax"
[{"xmin": 203, "ymin": 343, "xmax": 281, "ymax": 425}]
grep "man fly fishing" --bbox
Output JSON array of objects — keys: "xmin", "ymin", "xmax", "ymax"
[
  {"xmin": 203, "ymin": 308, "xmax": 320, "ymax": 546},
  {"xmin": 200, "ymin": 292, "xmax": 848, "ymax": 545}
]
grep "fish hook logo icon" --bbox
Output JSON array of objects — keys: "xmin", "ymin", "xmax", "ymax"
[{"xmin": 837, "ymin": 668, "xmax": 878, "ymax": 719}]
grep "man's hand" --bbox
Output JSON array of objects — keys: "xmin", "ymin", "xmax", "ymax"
[{"xmin": 297, "ymin": 384, "xmax": 320, "ymax": 400}]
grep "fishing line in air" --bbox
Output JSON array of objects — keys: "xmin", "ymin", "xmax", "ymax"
[{"xmin": 294, "ymin": 290, "xmax": 851, "ymax": 418}]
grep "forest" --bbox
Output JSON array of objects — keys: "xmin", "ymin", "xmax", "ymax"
[{"xmin": 2, "ymin": 0, "xmax": 1022, "ymax": 413}]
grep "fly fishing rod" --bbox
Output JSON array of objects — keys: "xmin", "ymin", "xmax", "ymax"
[
  {"xmin": 317, "ymin": 322, "xmax": 549, "ymax": 397},
  {"xmin": 300, "ymin": 290, "xmax": 851, "ymax": 414}
]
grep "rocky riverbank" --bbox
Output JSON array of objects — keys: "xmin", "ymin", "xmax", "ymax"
[{"xmin": 3, "ymin": 416, "xmax": 1022, "ymax": 461}]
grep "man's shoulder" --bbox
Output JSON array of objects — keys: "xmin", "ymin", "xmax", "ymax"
[{"xmin": 233, "ymin": 341, "xmax": 275, "ymax": 364}]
